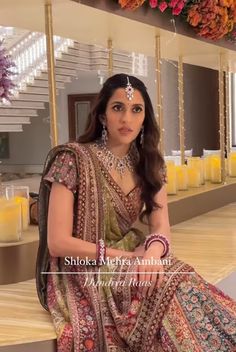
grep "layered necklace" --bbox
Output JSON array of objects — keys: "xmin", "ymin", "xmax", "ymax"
[{"xmin": 92, "ymin": 140, "xmax": 139, "ymax": 176}]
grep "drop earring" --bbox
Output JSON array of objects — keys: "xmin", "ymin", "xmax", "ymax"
[
  {"xmin": 102, "ymin": 122, "xmax": 108, "ymax": 145},
  {"xmin": 140, "ymin": 126, "xmax": 144, "ymax": 147}
]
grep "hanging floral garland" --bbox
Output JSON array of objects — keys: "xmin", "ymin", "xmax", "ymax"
[
  {"xmin": 117, "ymin": 0, "xmax": 236, "ymax": 41},
  {"xmin": 0, "ymin": 41, "xmax": 15, "ymax": 102},
  {"xmin": 118, "ymin": 0, "xmax": 187, "ymax": 15}
]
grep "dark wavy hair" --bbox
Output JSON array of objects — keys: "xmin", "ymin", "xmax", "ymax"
[{"xmin": 78, "ymin": 73, "xmax": 165, "ymax": 223}]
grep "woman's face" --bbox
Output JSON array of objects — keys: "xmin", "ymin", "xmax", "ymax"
[{"xmin": 104, "ymin": 87, "xmax": 145, "ymax": 146}]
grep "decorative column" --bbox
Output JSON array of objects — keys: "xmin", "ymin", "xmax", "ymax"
[
  {"xmin": 219, "ymin": 53, "xmax": 226, "ymax": 183},
  {"xmin": 155, "ymin": 35, "xmax": 164, "ymax": 154},
  {"xmin": 225, "ymin": 64, "xmax": 231, "ymax": 157},
  {"xmin": 45, "ymin": 0, "xmax": 58, "ymax": 147},
  {"xmin": 178, "ymin": 56, "xmax": 185, "ymax": 165},
  {"xmin": 107, "ymin": 38, "xmax": 113, "ymax": 77}
]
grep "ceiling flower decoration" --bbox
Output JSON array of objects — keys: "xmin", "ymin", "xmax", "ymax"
[
  {"xmin": 118, "ymin": 0, "xmax": 146, "ymax": 10},
  {"xmin": 186, "ymin": 0, "xmax": 236, "ymax": 40},
  {"xmin": 117, "ymin": 0, "xmax": 236, "ymax": 42}
]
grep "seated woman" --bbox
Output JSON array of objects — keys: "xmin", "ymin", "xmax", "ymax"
[{"xmin": 36, "ymin": 73, "xmax": 236, "ymax": 352}]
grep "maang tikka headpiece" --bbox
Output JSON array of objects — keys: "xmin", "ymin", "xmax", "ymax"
[{"xmin": 125, "ymin": 76, "xmax": 134, "ymax": 101}]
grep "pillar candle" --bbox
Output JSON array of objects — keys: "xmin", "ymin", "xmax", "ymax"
[
  {"xmin": 228, "ymin": 153, "xmax": 236, "ymax": 177},
  {"xmin": 14, "ymin": 196, "xmax": 29, "ymax": 231},
  {"xmin": 176, "ymin": 165, "xmax": 188, "ymax": 190},
  {"xmin": 166, "ymin": 164, "xmax": 177, "ymax": 195},
  {"xmin": 187, "ymin": 157, "xmax": 204, "ymax": 185},
  {"xmin": 210, "ymin": 156, "xmax": 221, "ymax": 183},
  {"xmin": 187, "ymin": 166, "xmax": 200, "ymax": 188},
  {"xmin": 0, "ymin": 199, "xmax": 22, "ymax": 242},
  {"xmin": 203, "ymin": 156, "xmax": 212, "ymax": 181}
]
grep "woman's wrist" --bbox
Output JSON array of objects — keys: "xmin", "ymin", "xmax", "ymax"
[
  {"xmin": 146, "ymin": 241, "xmax": 165, "ymax": 256},
  {"xmin": 144, "ymin": 233, "xmax": 170, "ymax": 258}
]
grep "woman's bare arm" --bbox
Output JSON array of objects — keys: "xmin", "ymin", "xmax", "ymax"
[
  {"xmin": 47, "ymin": 182, "xmax": 134, "ymax": 259},
  {"xmin": 147, "ymin": 184, "xmax": 171, "ymax": 256}
]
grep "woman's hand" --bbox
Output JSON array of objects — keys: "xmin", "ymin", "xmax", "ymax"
[
  {"xmin": 133, "ymin": 244, "xmax": 145, "ymax": 256},
  {"xmin": 137, "ymin": 242, "xmax": 165, "ymax": 298}
]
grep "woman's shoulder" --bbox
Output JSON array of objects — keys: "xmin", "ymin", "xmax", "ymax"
[{"xmin": 49, "ymin": 141, "xmax": 92, "ymax": 157}]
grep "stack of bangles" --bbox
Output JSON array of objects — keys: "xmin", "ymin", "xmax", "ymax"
[
  {"xmin": 96, "ymin": 234, "xmax": 170, "ymax": 265},
  {"xmin": 143, "ymin": 233, "xmax": 170, "ymax": 258},
  {"xmin": 96, "ymin": 238, "xmax": 106, "ymax": 266}
]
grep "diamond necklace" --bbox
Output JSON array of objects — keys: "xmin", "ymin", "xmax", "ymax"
[{"xmin": 92, "ymin": 140, "xmax": 139, "ymax": 176}]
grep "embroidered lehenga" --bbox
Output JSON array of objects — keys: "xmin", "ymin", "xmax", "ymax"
[{"xmin": 36, "ymin": 142, "xmax": 236, "ymax": 352}]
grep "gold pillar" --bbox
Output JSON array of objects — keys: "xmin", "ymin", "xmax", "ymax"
[
  {"xmin": 178, "ymin": 56, "xmax": 185, "ymax": 165},
  {"xmin": 219, "ymin": 53, "xmax": 226, "ymax": 183},
  {"xmin": 225, "ymin": 64, "xmax": 231, "ymax": 157},
  {"xmin": 107, "ymin": 38, "xmax": 113, "ymax": 77},
  {"xmin": 45, "ymin": 0, "xmax": 58, "ymax": 147},
  {"xmin": 155, "ymin": 35, "xmax": 164, "ymax": 154}
]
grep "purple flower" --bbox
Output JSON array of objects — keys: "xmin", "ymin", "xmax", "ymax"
[{"xmin": 0, "ymin": 41, "xmax": 16, "ymax": 101}]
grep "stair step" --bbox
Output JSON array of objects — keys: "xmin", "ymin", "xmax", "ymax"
[
  {"xmin": 72, "ymin": 42, "xmax": 92, "ymax": 51},
  {"xmin": 21, "ymin": 86, "xmax": 49, "ymax": 95},
  {"xmin": 67, "ymin": 47, "xmax": 90, "ymax": 58},
  {"xmin": 60, "ymin": 52, "xmax": 90, "ymax": 64},
  {"xmin": 3, "ymin": 100, "xmax": 45, "ymax": 109},
  {"xmin": 0, "ymin": 124, "xmax": 23, "ymax": 132},
  {"xmin": 0, "ymin": 116, "xmax": 30, "ymax": 124},
  {"xmin": 65, "ymin": 48, "xmax": 90, "ymax": 59},
  {"xmin": 39, "ymin": 72, "xmax": 72, "ymax": 83},
  {"xmin": 18, "ymin": 92, "xmax": 49, "ymax": 102},
  {"xmin": 0, "ymin": 108, "xmax": 38, "ymax": 117},
  {"xmin": 30, "ymin": 79, "xmax": 65, "ymax": 89},
  {"xmin": 41, "ymin": 67, "xmax": 77, "ymax": 77},
  {"xmin": 56, "ymin": 59, "xmax": 78, "ymax": 70}
]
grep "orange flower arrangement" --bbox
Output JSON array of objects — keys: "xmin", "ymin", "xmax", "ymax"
[
  {"xmin": 118, "ymin": 0, "xmax": 146, "ymax": 10},
  {"xmin": 117, "ymin": 0, "xmax": 236, "ymax": 42},
  {"xmin": 186, "ymin": 0, "xmax": 236, "ymax": 40}
]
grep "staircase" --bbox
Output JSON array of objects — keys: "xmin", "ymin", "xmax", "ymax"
[{"xmin": 0, "ymin": 27, "xmax": 148, "ymax": 133}]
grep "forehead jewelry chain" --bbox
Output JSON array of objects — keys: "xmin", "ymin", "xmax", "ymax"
[{"xmin": 125, "ymin": 76, "xmax": 134, "ymax": 101}]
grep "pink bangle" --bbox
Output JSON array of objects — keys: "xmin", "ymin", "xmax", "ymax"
[
  {"xmin": 96, "ymin": 239, "xmax": 106, "ymax": 266},
  {"xmin": 144, "ymin": 233, "xmax": 170, "ymax": 258}
]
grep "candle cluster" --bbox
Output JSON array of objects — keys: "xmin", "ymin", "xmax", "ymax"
[{"xmin": 165, "ymin": 152, "xmax": 236, "ymax": 195}]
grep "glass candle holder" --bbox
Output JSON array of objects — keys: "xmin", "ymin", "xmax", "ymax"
[
  {"xmin": 203, "ymin": 155, "xmax": 212, "ymax": 181},
  {"xmin": 0, "ymin": 198, "xmax": 22, "ymax": 242},
  {"xmin": 166, "ymin": 163, "xmax": 177, "ymax": 195},
  {"xmin": 187, "ymin": 166, "xmax": 200, "ymax": 188},
  {"xmin": 228, "ymin": 152, "xmax": 236, "ymax": 177},
  {"xmin": 5, "ymin": 185, "xmax": 30, "ymax": 231},
  {"xmin": 210, "ymin": 156, "xmax": 221, "ymax": 184},
  {"xmin": 187, "ymin": 157, "xmax": 204, "ymax": 185},
  {"xmin": 175, "ymin": 165, "xmax": 188, "ymax": 191}
]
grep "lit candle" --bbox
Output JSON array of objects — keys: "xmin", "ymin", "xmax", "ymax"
[
  {"xmin": 166, "ymin": 163, "xmax": 177, "ymax": 195},
  {"xmin": 14, "ymin": 196, "xmax": 29, "ymax": 230},
  {"xmin": 187, "ymin": 157, "xmax": 204, "ymax": 185},
  {"xmin": 176, "ymin": 165, "xmax": 188, "ymax": 190},
  {"xmin": 203, "ymin": 155, "xmax": 212, "ymax": 181},
  {"xmin": 0, "ymin": 199, "xmax": 22, "ymax": 242},
  {"xmin": 187, "ymin": 166, "xmax": 200, "ymax": 188},
  {"xmin": 210, "ymin": 156, "xmax": 221, "ymax": 183},
  {"xmin": 228, "ymin": 152, "xmax": 236, "ymax": 177}
]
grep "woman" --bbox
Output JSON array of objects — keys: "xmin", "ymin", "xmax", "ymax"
[{"xmin": 36, "ymin": 74, "xmax": 236, "ymax": 352}]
